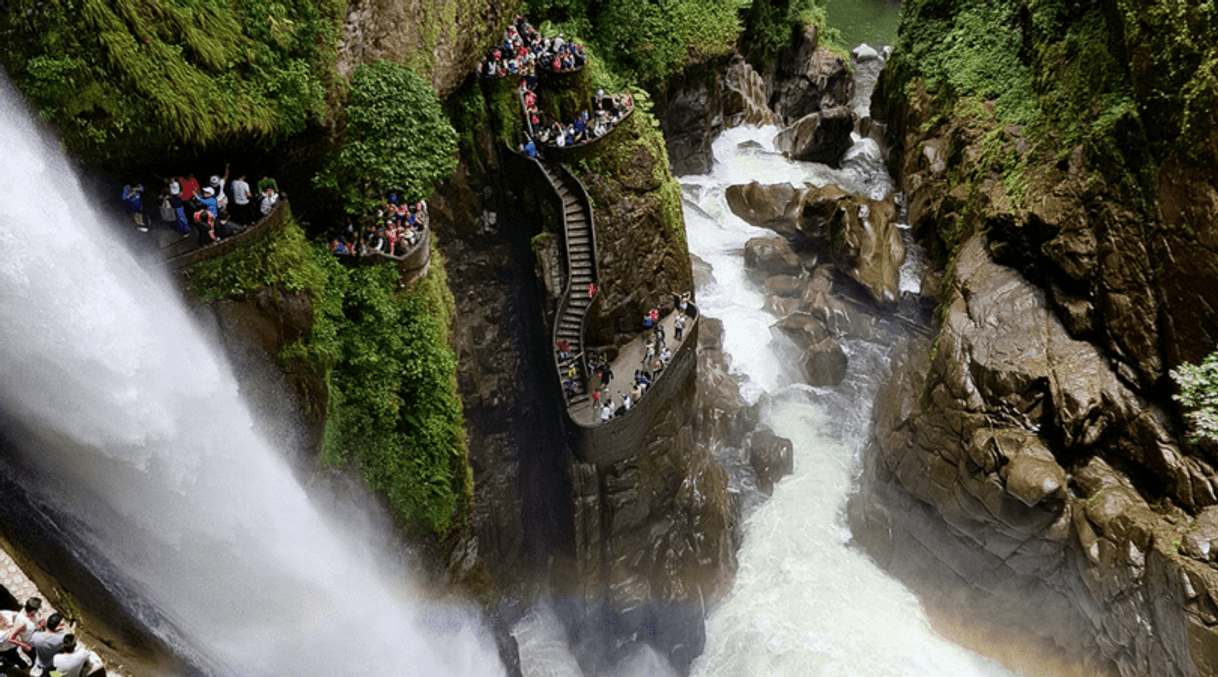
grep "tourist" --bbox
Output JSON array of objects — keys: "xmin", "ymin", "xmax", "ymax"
[
  {"xmin": 588, "ymin": 282, "xmax": 596, "ymax": 298},
  {"xmin": 179, "ymin": 173, "xmax": 201, "ymax": 201},
  {"xmin": 259, "ymin": 186, "xmax": 279, "ymax": 216},
  {"xmin": 209, "ymin": 164, "xmax": 230, "ymax": 214},
  {"xmin": 230, "ymin": 173, "xmax": 252, "ymax": 224},
  {"xmin": 598, "ymin": 362, "xmax": 613, "ymax": 389},
  {"xmin": 121, "ymin": 183, "xmax": 147, "ymax": 232},
  {"xmin": 51, "ymin": 634, "xmax": 103, "ymax": 677},
  {"xmin": 256, "ymin": 175, "xmax": 279, "ymax": 195},
  {"xmin": 199, "ymin": 187, "xmax": 219, "ymax": 220},
  {"xmin": 601, "ymin": 403, "xmax": 612, "ymax": 421},
  {"xmin": 0, "ymin": 597, "xmax": 43, "ymax": 671},
  {"xmin": 30, "ymin": 613, "xmax": 71, "ymax": 675},
  {"xmin": 674, "ymin": 313, "xmax": 685, "ymax": 342},
  {"xmin": 621, "ymin": 391, "xmax": 631, "ymax": 411},
  {"xmin": 168, "ymin": 189, "xmax": 190, "ymax": 237}
]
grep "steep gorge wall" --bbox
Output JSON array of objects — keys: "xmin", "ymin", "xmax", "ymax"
[{"xmin": 848, "ymin": 1, "xmax": 1218, "ymax": 675}]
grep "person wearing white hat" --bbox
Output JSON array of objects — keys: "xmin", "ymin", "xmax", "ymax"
[{"xmin": 209, "ymin": 162, "xmax": 229, "ymax": 213}]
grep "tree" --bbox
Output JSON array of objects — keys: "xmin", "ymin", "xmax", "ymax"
[
  {"xmin": 1171, "ymin": 351, "xmax": 1218, "ymax": 443},
  {"xmin": 322, "ymin": 60, "xmax": 458, "ymax": 214}
]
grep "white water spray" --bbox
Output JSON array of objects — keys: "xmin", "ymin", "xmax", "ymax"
[
  {"xmin": 679, "ymin": 126, "xmax": 1016, "ymax": 677},
  {"xmin": 0, "ymin": 81, "xmax": 504, "ymax": 676}
]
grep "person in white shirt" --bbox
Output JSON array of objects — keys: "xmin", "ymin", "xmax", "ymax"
[{"xmin": 52, "ymin": 634, "xmax": 103, "ymax": 677}]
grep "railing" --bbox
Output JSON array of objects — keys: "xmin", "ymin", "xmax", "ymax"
[
  {"xmin": 555, "ymin": 162, "xmax": 600, "ymax": 399},
  {"xmin": 570, "ymin": 304, "xmax": 700, "ymax": 467},
  {"xmin": 166, "ymin": 198, "xmax": 288, "ymax": 272},
  {"xmin": 342, "ymin": 216, "xmax": 432, "ymax": 285}
]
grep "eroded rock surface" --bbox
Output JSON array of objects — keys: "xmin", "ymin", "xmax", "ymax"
[
  {"xmin": 728, "ymin": 182, "xmax": 905, "ymax": 307},
  {"xmin": 848, "ymin": 237, "xmax": 1218, "ymax": 677}
]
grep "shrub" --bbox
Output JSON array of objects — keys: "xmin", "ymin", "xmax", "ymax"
[
  {"xmin": 317, "ymin": 60, "xmax": 459, "ymax": 215},
  {"xmin": 1172, "ymin": 351, "xmax": 1218, "ymax": 443}
]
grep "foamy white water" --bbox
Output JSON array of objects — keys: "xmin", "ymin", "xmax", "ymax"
[
  {"xmin": 0, "ymin": 80, "xmax": 505, "ymax": 677},
  {"xmin": 680, "ymin": 127, "xmax": 1014, "ymax": 677}
]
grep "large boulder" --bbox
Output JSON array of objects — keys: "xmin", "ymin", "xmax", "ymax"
[
  {"xmin": 728, "ymin": 183, "xmax": 906, "ymax": 307},
  {"xmin": 801, "ymin": 336, "xmax": 848, "ymax": 386},
  {"xmin": 798, "ymin": 185, "xmax": 904, "ymax": 307},
  {"xmin": 774, "ymin": 106, "xmax": 856, "ymax": 166},
  {"xmin": 744, "ymin": 237, "xmax": 804, "ymax": 277},
  {"xmin": 749, "ymin": 428, "xmax": 794, "ymax": 495},
  {"xmin": 725, "ymin": 183, "xmax": 800, "ymax": 236}
]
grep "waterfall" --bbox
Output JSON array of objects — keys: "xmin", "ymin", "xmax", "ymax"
[{"xmin": 0, "ymin": 80, "xmax": 505, "ymax": 676}]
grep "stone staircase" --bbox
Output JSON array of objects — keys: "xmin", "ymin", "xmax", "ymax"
[{"xmin": 536, "ymin": 160, "xmax": 598, "ymax": 412}]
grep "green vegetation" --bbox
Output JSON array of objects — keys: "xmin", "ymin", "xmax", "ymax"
[
  {"xmin": 525, "ymin": 0, "xmax": 743, "ymax": 83},
  {"xmin": 317, "ymin": 246, "xmax": 470, "ymax": 537},
  {"xmin": 744, "ymin": 0, "xmax": 831, "ymax": 59},
  {"xmin": 1171, "ymin": 351, "xmax": 1218, "ymax": 443},
  {"xmin": 1, "ymin": 0, "xmax": 343, "ymax": 170},
  {"xmin": 893, "ymin": 0, "xmax": 1038, "ymax": 125},
  {"xmin": 186, "ymin": 215, "xmax": 470, "ymax": 538},
  {"xmin": 316, "ymin": 61, "xmax": 458, "ymax": 215}
]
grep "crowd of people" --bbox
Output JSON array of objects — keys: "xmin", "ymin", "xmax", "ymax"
[
  {"xmin": 476, "ymin": 15, "xmax": 585, "ymax": 79},
  {"xmin": 519, "ymin": 80, "xmax": 635, "ymax": 158},
  {"xmin": 0, "ymin": 596, "xmax": 104, "ymax": 677},
  {"xmin": 119, "ymin": 165, "xmax": 280, "ymax": 246},
  {"xmin": 556, "ymin": 292, "xmax": 691, "ymax": 423},
  {"xmin": 329, "ymin": 192, "xmax": 429, "ymax": 259}
]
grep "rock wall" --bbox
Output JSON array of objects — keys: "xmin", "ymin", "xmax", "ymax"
[
  {"xmin": 849, "ymin": 1, "xmax": 1218, "ymax": 675},
  {"xmin": 338, "ymin": 0, "xmax": 521, "ymax": 99}
]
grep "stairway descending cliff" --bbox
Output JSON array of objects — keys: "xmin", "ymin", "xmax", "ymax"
[{"xmin": 536, "ymin": 160, "xmax": 598, "ymax": 413}]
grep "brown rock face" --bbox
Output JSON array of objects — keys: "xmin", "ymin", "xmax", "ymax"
[
  {"xmin": 774, "ymin": 106, "xmax": 857, "ymax": 166},
  {"xmin": 338, "ymin": 0, "xmax": 520, "ymax": 98},
  {"xmin": 729, "ymin": 182, "xmax": 905, "ymax": 307},
  {"xmin": 847, "ymin": 237, "xmax": 1218, "ymax": 677},
  {"xmin": 744, "ymin": 237, "xmax": 804, "ymax": 277},
  {"xmin": 769, "ymin": 26, "xmax": 853, "ymax": 124},
  {"xmin": 722, "ymin": 57, "xmax": 774, "ymax": 128}
]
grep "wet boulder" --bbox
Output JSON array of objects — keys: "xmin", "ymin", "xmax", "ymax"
[
  {"xmin": 774, "ymin": 106, "xmax": 856, "ymax": 166},
  {"xmin": 799, "ymin": 185, "xmax": 905, "ymax": 307},
  {"xmin": 749, "ymin": 428, "xmax": 795, "ymax": 495},
  {"xmin": 802, "ymin": 336, "xmax": 848, "ymax": 386},
  {"xmin": 726, "ymin": 183, "xmax": 800, "ymax": 236},
  {"xmin": 763, "ymin": 274, "xmax": 806, "ymax": 297},
  {"xmin": 744, "ymin": 237, "xmax": 804, "ymax": 277}
]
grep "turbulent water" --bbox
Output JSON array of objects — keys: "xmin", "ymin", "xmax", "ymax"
[
  {"xmin": 0, "ymin": 81, "xmax": 504, "ymax": 677},
  {"xmin": 678, "ymin": 126, "xmax": 1015, "ymax": 677}
]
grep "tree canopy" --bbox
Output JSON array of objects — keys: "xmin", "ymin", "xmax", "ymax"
[{"xmin": 320, "ymin": 60, "xmax": 458, "ymax": 214}]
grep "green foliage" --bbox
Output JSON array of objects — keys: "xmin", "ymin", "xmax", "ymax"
[
  {"xmin": 525, "ymin": 0, "xmax": 742, "ymax": 83},
  {"xmin": 0, "ymin": 0, "xmax": 343, "ymax": 170},
  {"xmin": 894, "ymin": 0, "xmax": 1039, "ymax": 125},
  {"xmin": 317, "ymin": 246, "xmax": 469, "ymax": 537},
  {"xmin": 1171, "ymin": 351, "xmax": 1218, "ymax": 443},
  {"xmin": 744, "ymin": 0, "xmax": 828, "ymax": 58},
  {"xmin": 186, "ymin": 220, "xmax": 469, "ymax": 537},
  {"xmin": 316, "ymin": 61, "xmax": 458, "ymax": 215},
  {"xmin": 185, "ymin": 210, "xmax": 326, "ymax": 304}
]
